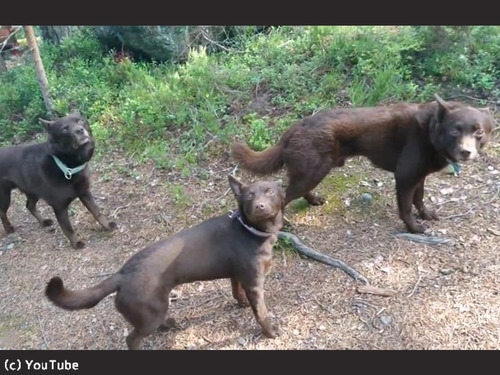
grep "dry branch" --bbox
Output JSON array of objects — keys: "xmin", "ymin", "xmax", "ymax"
[
  {"xmin": 392, "ymin": 233, "xmax": 453, "ymax": 245},
  {"xmin": 277, "ymin": 231, "xmax": 369, "ymax": 284},
  {"xmin": 356, "ymin": 285, "xmax": 396, "ymax": 297}
]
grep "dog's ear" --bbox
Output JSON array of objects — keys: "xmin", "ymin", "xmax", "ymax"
[
  {"xmin": 228, "ymin": 175, "xmax": 246, "ymax": 201},
  {"xmin": 274, "ymin": 179, "xmax": 283, "ymax": 189},
  {"xmin": 39, "ymin": 118, "xmax": 55, "ymax": 131},
  {"xmin": 71, "ymin": 109, "xmax": 83, "ymax": 117},
  {"xmin": 435, "ymin": 94, "xmax": 450, "ymax": 122}
]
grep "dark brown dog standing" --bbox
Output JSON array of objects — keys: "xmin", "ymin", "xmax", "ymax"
[
  {"xmin": 46, "ymin": 175, "xmax": 283, "ymax": 349},
  {"xmin": 0, "ymin": 112, "xmax": 116, "ymax": 248},
  {"xmin": 232, "ymin": 94, "xmax": 494, "ymax": 233}
]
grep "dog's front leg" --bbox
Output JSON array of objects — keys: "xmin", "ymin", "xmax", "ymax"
[
  {"xmin": 413, "ymin": 178, "xmax": 439, "ymax": 221},
  {"xmin": 243, "ymin": 283, "xmax": 278, "ymax": 338},
  {"xmin": 53, "ymin": 206, "xmax": 85, "ymax": 249},
  {"xmin": 395, "ymin": 170, "xmax": 427, "ymax": 233},
  {"xmin": 79, "ymin": 192, "xmax": 117, "ymax": 231}
]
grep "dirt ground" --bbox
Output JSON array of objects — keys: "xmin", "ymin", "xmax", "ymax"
[{"xmin": 0, "ymin": 136, "xmax": 499, "ymax": 350}]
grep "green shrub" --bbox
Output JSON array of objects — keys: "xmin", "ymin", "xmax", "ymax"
[{"xmin": 1, "ymin": 25, "xmax": 499, "ymax": 166}]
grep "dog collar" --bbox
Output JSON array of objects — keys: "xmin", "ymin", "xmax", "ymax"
[
  {"xmin": 51, "ymin": 155, "xmax": 87, "ymax": 180},
  {"xmin": 444, "ymin": 158, "xmax": 461, "ymax": 175},
  {"xmin": 228, "ymin": 210, "xmax": 273, "ymax": 238}
]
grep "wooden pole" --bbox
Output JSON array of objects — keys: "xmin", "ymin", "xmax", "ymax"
[
  {"xmin": 0, "ymin": 53, "xmax": 6, "ymax": 75},
  {"xmin": 24, "ymin": 26, "xmax": 54, "ymax": 117}
]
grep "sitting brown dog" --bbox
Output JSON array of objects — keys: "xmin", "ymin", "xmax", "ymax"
[
  {"xmin": 0, "ymin": 112, "xmax": 116, "ymax": 248},
  {"xmin": 46, "ymin": 175, "xmax": 283, "ymax": 349},
  {"xmin": 232, "ymin": 95, "xmax": 494, "ymax": 233}
]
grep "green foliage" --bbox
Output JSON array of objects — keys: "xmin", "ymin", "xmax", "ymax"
[{"xmin": 1, "ymin": 26, "xmax": 499, "ymax": 166}]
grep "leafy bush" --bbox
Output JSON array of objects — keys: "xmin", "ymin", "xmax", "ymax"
[{"xmin": 1, "ymin": 26, "xmax": 499, "ymax": 167}]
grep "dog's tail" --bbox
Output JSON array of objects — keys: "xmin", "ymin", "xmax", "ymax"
[
  {"xmin": 45, "ymin": 274, "xmax": 121, "ymax": 311},
  {"xmin": 232, "ymin": 132, "xmax": 289, "ymax": 175}
]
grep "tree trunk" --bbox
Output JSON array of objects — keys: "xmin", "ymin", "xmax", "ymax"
[
  {"xmin": 40, "ymin": 26, "xmax": 73, "ymax": 45},
  {"xmin": 24, "ymin": 26, "xmax": 54, "ymax": 117},
  {"xmin": 0, "ymin": 53, "xmax": 6, "ymax": 75}
]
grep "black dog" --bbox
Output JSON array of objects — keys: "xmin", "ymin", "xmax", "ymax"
[
  {"xmin": 46, "ymin": 175, "xmax": 283, "ymax": 349},
  {"xmin": 0, "ymin": 112, "xmax": 116, "ymax": 248},
  {"xmin": 233, "ymin": 95, "xmax": 494, "ymax": 233}
]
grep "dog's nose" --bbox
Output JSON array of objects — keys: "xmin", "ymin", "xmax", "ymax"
[
  {"xmin": 460, "ymin": 149, "xmax": 471, "ymax": 159},
  {"xmin": 75, "ymin": 127, "xmax": 85, "ymax": 135},
  {"xmin": 255, "ymin": 203, "xmax": 266, "ymax": 211}
]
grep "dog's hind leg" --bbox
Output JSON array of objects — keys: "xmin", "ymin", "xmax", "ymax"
[
  {"xmin": 231, "ymin": 278, "xmax": 250, "ymax": 307},
  {"xmin": 413, "ymin": 178, "xmax": 439, "ymax": 221},
  {"xmin": 285, "ymin": 159, "xmax": 334, "ymax": 206},
  {"xmin": 0, "ymin": 186, "xmax": 15, "ymax": 234},
  {"xmin": 26, "ymin": 195, "xmax": 53, "ymax": 227}
]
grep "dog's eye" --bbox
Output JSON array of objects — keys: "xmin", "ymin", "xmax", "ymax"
[
  {"xmin": 474, "ymin": 129, "xmax": 484, "ymax": 138},
  {"xmin": 62, "ymin": 127, "xmax": 69, "ymax": 134},
  {"xmin": 449, "ymin": 129, "xmax": 461, "ymax": 137},
  {"xmin": 246, "ymin": 193, "xmax": 254, "ymax": 200},
  {"xmin": 267, "ymin": 189, "xmax": 275, "ymax": 196}
]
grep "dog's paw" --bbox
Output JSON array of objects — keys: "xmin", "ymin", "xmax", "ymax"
[
  {"xmin": 73, "ymin": 240, "xmax": 86, "ymax": 249},
  {"xmin": 306, "ymin": 195, "xmax": 326, "ymax": 206},
  {"xmin": 159, "ymin": 317, "xmax": 177, "ymax": 330},
  {"xmin": 262, "ymin": 324, "xmax": 280, "ymax": 339},
  {"xmin": 107, "ymin": 221, "xmax": 118, "ymax": 231},
  {"xmin": 42, "ymin": 219, "xmax": 54, "ymax": 227},
  {"xmin": 236, "ymin": 300, "xmax": 250, "ymax": 308},
  {"xmin": 407, "ymin": 222, "xmax": 426, "ymax": 234},
  {"xmin": 419, "ymin": 209, "xmax": 439, "ymax": 221}
]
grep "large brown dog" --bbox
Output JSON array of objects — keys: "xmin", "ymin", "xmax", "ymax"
[
  {"xmin": 0, "ymin": 112, "xmax": 116, "ymax": 248},
  {"xmin": 46, "ymin": 175, "xmax": 283, "ymax": 349},
  {"xmin": 232, "ymin": 95, "xmax": 494, "ymax": 233}
]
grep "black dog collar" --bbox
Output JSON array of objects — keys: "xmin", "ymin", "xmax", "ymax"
[{"xmin": 228, "ymin": 210, "xmax": 273, "ymax": 238}]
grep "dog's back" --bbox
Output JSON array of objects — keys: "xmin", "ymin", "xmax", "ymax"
[{"xmin": 0, "ymin": 142, "xmax": 48, "ymax": 192}]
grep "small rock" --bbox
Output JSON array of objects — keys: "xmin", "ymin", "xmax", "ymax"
[
  {"xmin": 319, "ymin": 325, "xmax": 326, "ymax": 331},
  {"xmin": 7, "ymin": 243, "xmax": 14, "ymax": 250},
  {"xmin": 293, "ymin": 329, "xmax": 299, "ymax": 335},
  {"xmin": 380, "ymin": 316, "xmax": 392, "ymax": 326},
  {"xmin": 440, "ymin": 268, "xmax": 453, "ymax": 275},
  {"xmin": 360, "ymin": 193, "xmax": 372, "ymax": 202},
  {"xmin": 237, "ymin": 337, "xmax": 246, "ymax": 346},
  {"xmin": 41, "ymin": 265, "xmax": 48, "ymax": 271},
  {"xmin": 440, "ymin": 188, "xmax": 454, "ymax": 195},
  {"xmin": 488, "ymin": 166, "xmax": 494, "ymax": 171}
]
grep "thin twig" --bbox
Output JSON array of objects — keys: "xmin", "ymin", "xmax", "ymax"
[
  {"xmin": 440, "ymin": 208, "xmax": 473, "ymax": 220},
  {"xmin": 217, "ymin": 187, "xmax": 231, "ymax": 201},
  {"xmin": 489, "ymin": 187, "xmax": 500, "ymax": 204},
  {"xmin": 88, "ymin": 272, "xmax": 114, "ymax": 278},
  {"xmin": 200, "ymin": 28, "xmax": 231, "ymax": 52},
  {"xmin": 112, "ymin": 204, "xmax": 131, "ymax": 219},
  {"xmin": 407, "ymin": 274, "xmax": 422, "ymax": 298}
]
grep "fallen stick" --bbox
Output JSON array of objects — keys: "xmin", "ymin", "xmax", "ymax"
[
  {"xmin": 356, "ymin": 285, "xmax": 396, "ymax": 297},
  {"xmin": 392, "ymin": 233, "xmax": 453, "ymax": 245},
  {"xmin": 277, "ymin": 231, "xmax": 369, "ymax": 284}
]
